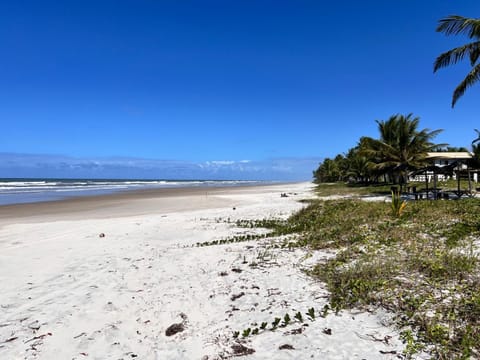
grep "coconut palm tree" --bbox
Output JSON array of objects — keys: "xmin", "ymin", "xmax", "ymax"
[
  {"xmin": 345, "ymin": 152, "xmax": 372, "ymax": 184},
  {"xmin": 313, "ymin": 157, "xmax": 341, "ymax": 183},
  {"xmin": 434, "ymin": 15, "xmax": 480, "ymax": 107},
  {"xmin": 362, "ymin": 114, "xmax": 445, "ymax": 191}
]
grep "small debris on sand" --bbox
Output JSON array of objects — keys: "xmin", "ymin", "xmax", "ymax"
[
  {"xmin": 284, "ymin": 327, "xmax": 303, "ymax": 335},
  {"xmin": 231, "ymin": 343, "xmax": 255, "ymax": 356},
  {"xmin": 230, "ymin": 292, "xmax": 245, "ymax": 301},
  {"xmin": 165, "ymin": 323, "xmax": 185, "ymax": 337}
]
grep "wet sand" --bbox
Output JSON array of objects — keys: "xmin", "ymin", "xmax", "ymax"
[{"xmin": 0, "ymin": 183, "xmax": 287, "ymax": 224}]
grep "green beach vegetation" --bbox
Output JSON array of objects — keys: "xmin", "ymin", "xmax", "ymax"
[
  {"xmin": 218, "ymin": 189, "xmax": 480, "ymax": 357},
  {"xmin": 289, "ymin": 196, "xmax": 480, "ymax": 359}
]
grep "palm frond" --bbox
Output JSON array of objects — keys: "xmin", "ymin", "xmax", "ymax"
[
  {"xmin": 435, "ymin": 15, "xmax": 480, "ymax": 106},
  {"xmin": 425, "ymin": 129, "xmax": 444, "ymax": 139},
  {"xmin": 434, "ymin": 42, "xmax": 480, "ymax": 72},
  {"xmin": 469, "ymin": 43, "xmax": 480, "ymax": 66},
  {"xmin": 436, "ymin": 15, "xmax": 480, "ymax": 38},
  {"xmin": 452, "ymin": 63, "xmax": 480, "ymax": 107},
  {"xmin": 472, "ymin": 129, "xmax": 480, "ymax": 145},
  {"xmin": 428, "ymin": 142, "xmax": 449, "ymax": 151}
]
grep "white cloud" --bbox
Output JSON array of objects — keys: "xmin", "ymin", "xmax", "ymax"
[{"xmin": 206, "ymin": 160, "xmax": 236, "ymax": 166}]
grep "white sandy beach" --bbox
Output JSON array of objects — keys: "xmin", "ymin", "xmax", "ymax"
[{"xmin": 0, "ymin": 182, "xmax": 405, "ymax": 359}]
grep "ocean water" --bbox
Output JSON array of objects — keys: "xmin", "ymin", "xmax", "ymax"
[{"xmin": 0, "ymin": 178, "xmax": 263, "ymax": 206}]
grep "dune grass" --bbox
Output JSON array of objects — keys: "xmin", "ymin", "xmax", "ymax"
[
  {"xmin": 283, "ymin": 196, "xmax": 480, "ymax": 359},
  {"xmin": 314, "ymin": 179, "xmax": 476, "ymax": 198},
  {"xmin": 314, "ymin": 182, "xmax": 394, "ymax": 197}
]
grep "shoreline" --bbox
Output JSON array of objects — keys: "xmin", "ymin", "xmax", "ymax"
[
  {"xmin": 0, "ymin": 181, "xmax": 298, "ymax": 225},
  {"xmin": 0, "ymin": 179, "xmax": 282, "ymax": 207}
]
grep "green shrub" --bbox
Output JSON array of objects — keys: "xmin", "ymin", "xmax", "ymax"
[{"xmin": 285, "ymin": 196, "xmax": 480, "ymax": 358}]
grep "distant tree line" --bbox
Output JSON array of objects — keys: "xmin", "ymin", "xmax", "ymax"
[{"xmin": 313, "ymin": 114, "xmax": 480, "ymax": 187}]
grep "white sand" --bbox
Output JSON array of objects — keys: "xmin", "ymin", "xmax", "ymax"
[{"xmin": 0, "ymin": 182, "xmax": 405, "ymax": 359}]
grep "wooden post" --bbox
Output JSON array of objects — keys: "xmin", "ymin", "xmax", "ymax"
[
  {"xmin": 457, "ymin": 166, "xmax": 461, "ymax": 196},
  {"xmin": 425, "ymin": 170, "xmax": 429, "ymax": 194},
  {"xmin": 468, "ymin": 167, "xmax": 472, "ymax": 192}
]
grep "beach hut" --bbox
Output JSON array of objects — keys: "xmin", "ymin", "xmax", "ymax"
[{"xmin": 423, "ymin": 152, "xmax": 472, "ymax": 198}]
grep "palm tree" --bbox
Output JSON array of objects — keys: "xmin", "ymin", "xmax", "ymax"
[
  {"xmin": 362, "ymin": 114, "xmax": 445, "ymax": 191},
  {"xmin": 434, "ymin": 15, "xmax": 480, "ymax": 107},
  {"xmin": 346, "ymin": 152, "xmax": 372, "ymax": 184},
  {"xmin": 313, "ymin": 157, "xmax": 341, "ymax": 183}
]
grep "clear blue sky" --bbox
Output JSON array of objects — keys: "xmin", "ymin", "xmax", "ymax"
[{"xmin": 0, "ymin": 1, "xmax": 478, "ymax": 180}]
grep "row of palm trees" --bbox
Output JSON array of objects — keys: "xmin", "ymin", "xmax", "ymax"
[
  {"xmin": 313, "ymin": 114, "xmax": 446, "ymax": 186},
  {"xmin": 313, "ymin": 114, "xmax": 480, "ymax": 187},
  {"xmin": 313, "ymin": 14, "xmax": 480, "ymax": 186}
]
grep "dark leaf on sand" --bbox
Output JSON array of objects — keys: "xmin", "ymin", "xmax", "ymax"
[
  {"xmin": 25, "ymin": 332, "xmax": 52, "ymax": 343},
  {"xmin": 230, "ymin": 292, "xmax": 245, "ymax": 301},
  {"xmin": 379, "ymin": 350, "xmax": 397, "ymax": 354},
  {"xmin": 279, "ymin": 344, "xmax": 295, "ymax": 350},
  {"xmin": 284, "ymin": 327, "xmax": 303, "ymax": 335},
  {"xmin": 3, "ymin": 336, "xmax": 18, "ymax": 343},
  {"xmin": 165, "ymin": 323, "xmax": 184, "ymax": 336}
]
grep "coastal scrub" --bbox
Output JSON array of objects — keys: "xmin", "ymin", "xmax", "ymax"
[{"xmin": 289, "ymin": 196, "xmax": 480, "ymax": 359}]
